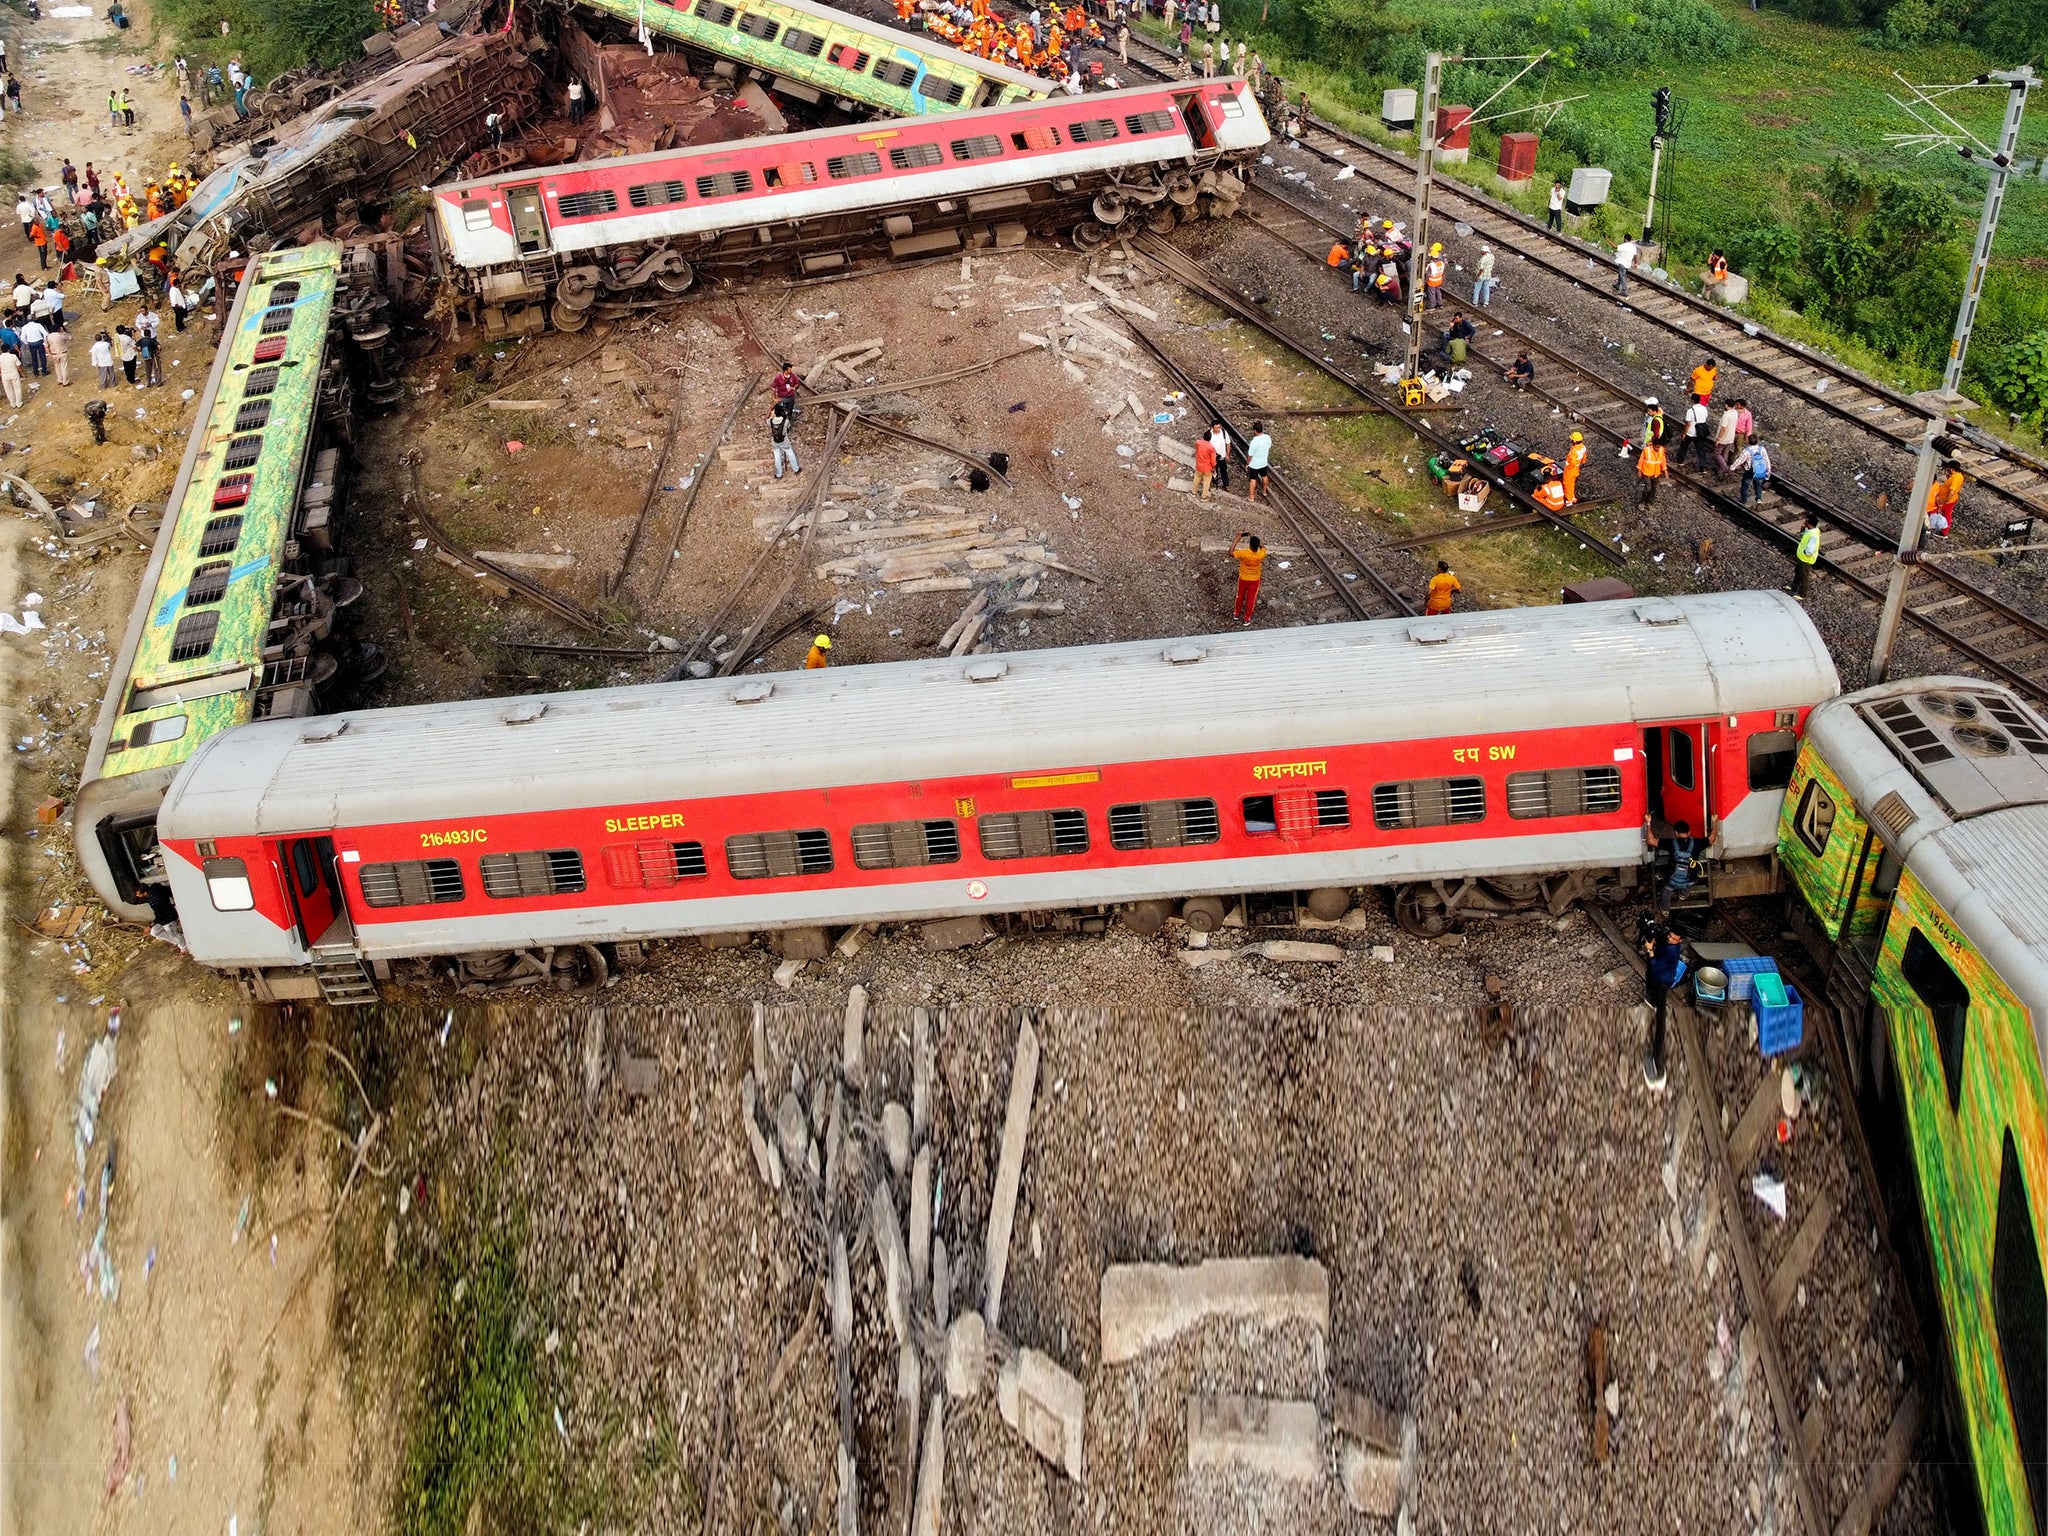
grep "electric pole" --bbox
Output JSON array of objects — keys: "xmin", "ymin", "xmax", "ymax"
[
  {"xmin": 1643, "ymin": 86, "xmax": 1672, "ymax": 242},
  {"xmin": 1868, "ymin": 65, "xmax": 2039, "ymax": 685}
]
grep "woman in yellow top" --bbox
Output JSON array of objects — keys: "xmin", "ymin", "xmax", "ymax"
[
  {"xmin": 1689, "ymin": 357, "xmax": 1717, "ymax": 404},
  {"xmin": 1424, "ymin": 560, "xmax": 1461, "ymax": 614},
  {"xmin": 1231, "ymin": 532, "xmax": 1266, "ymax": 622}
]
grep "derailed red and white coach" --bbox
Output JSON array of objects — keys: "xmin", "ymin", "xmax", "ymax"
[
  {"xmin": 430, "ymin": 77, "xmax": 1270, "ymax": 332},
  {"xmin": 153, "ymin": 592, "xmax": 1839, "ymax": 1003}
]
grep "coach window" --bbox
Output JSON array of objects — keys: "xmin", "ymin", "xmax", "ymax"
[
  {"xmin": 603, "ymin": 841, "xmax": 708, "ymax": 888},
  {"xmin": 735, "ymin": 12, "xmax": 779, "ymax": 40},
  {"xmin": 556, "ymin": 189, "xmax": 618, "ymax": 218},
  {"xmin": 979, "ymin": 809, "xmax": 1089, "ymax": 860},
  {"xmin": 1992, "ymin": 1129, "xmax": 2047, "ymax": 1531},
  {"xmin": 872, "ymin": 59, "xmax": 918, "ymax": 88},
  {"xmin": 1372, "ymin": 777, "xmax": 1485, "ymax": 830},
  {"xmin": 1108, "ymin": 798, "xmax": 1220, "ymax": 850},
  {"xmin": 359, "ymin": 858, "xmax": 466, "ymax": 908},
  {"xmin": 1669, "ymin": 728, "xmax": 1697, "ymax": 790},
  {"xmin": 184, "ymin": 560, "xmax": 232, "ymax": 606},
  {"xmin": 460, "ymin": 198, "xmax": 493, "ymax": 231},
  {"xmin": 479, "ymin": 849, "xmax": 587, "ymax": 899},
  {"xmin": 627, "ymin": 180, "xmax": 688, "ymax": 209},
  {"xmin": 951, "ymin": 134, "xmax": 1005, "ymax": 161},
  {"xmin": 852, "ymin": 819, "xmax": 962, "ymax": 870},
  {"xmin": 1506, "ymin": 767, "xmax": 1623, "ymax": 819},
  {"xmin": 203, "ymin": 856, "xmax": 254, "ymax": 911},
  {"xmin": 169, "ymin": 609, "xmax": 220, "ymax": 663},
  {"xmin": 780, "ymin": 27, "xmax": 825, "ymax": 55},
  {"xmin": 1011, "ymin": 126, "xmax": 1061, "ymax": 150},
  {"xmin": 763, "ymin": 162, "xmax": 818, "ymax": 188},
  {"xmin": 1747, "ymin": 730, "xmax": 1798, "ymax": 791},
  {"xmin": 826, "ymin": 43, "xmax": 870, "ymax": 69},
  {"xmin": 695, "ymin": 171, "xmax": 755, "ymax": 199},
  {"xmin": 694, "ymin": 0, "xmax": 736, "ymax": 22},
  {"xmin": 1125, "ymin": 109, "xmax": 1175, "ymax": 134},
  {"xmin": 727, "ymin": 828, "xmax": 834, "ymax": 879},
  {"xmin": 1902, "ymin": 927, "xmax": 1970, "ymax": 1110},
  {"xmin": 888, "ymin": 143, "xmax": 944, "ymax": 172},
  {"xmin": 918, "ymin": 75, "xmax": 967, "ymax": 105},
  {"xmin": 1242, "ymin": 790, "xmax": 1350, "ymax": 837},
  {"xmin": 827, "ymin": 151, "xmax": 882, "ymax": 179},
  {"xmin": 1791, "ymin": 778, "xmax": 1835, "ymax": 857}
]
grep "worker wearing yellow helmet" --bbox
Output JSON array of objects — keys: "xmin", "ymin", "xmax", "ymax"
[
  {"xmin": 1563, "ymin": 431, "xmax": 1589, "ymax": 506},
  {"xmin": 1424, "ymin": 243, "xmax": 1447, "ymax": 308},
  {"xmin": 805, "ymin": 634, "xmax": 832, "ymax": 669}
]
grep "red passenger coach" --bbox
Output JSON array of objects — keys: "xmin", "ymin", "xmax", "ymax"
[
  {"xmin": 156, "ymin": 593, "xmax": 1840, "ymax": 1003},
  {"xmin": 431, "ymin": 78, "xmax": 1269, "ymax": 332}
]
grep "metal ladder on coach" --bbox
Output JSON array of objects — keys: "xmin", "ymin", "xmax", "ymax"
[{"xmin": 307, "ymin": 934, "xmax": 378, "ymax": 1006}]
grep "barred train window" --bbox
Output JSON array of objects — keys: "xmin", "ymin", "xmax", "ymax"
[
  {"xmin": 827, "ymin": 43, "xmax": 870, "ymax": 69},
  {"xmin": 1066, "ymin": 118, "xmax": 1120, "ymax": 142},
  {"xmin": 918, "ymin": 75, "xmax": 966, "ymax": 105},
  {"xmin": 979, "ymin": 809, "xmax": 1089, "ymax": 860},
  {"xmin": 184, "ymin": 560, "xmax": 231, "ymax": 606},
  {"xmin": 479, "ymin": 849, "xmax": 587, "ymax": 898},
  {"xmin": 257, "ymin": 306, "xmax": 294, "ymax": 335},
  {"xmin": 243, "ymin": 365, "xmax": 281, "ymax": 397},
  {"xmin": 359, "ymin": 858, "xmax": 465, "ymax": 908},
  {"xmin": 1125, "ymin": 110, "xmax": 1175, "ymax": 134},
  {"xmin": 1505, "ymin": 766, "xmax": 1623, "ymax": 820},
  {"xmin": 603, "ymin": 841, "xmax": 708, "ymax": 888},
  {"xmin": 222, "ymin": 434, "xmax": 264, "ymax": 471},
  {"xmin": 951, "ymin": 135, "xmax": 1005, "ymax": 161},
  {"xmin": 1242, "ymin": 789, "xmax": 1350, "ymax": 836},
  {"xmin": 1011, "ymin": 126, "xmax": 1061, "ymax": 150},
  {"xmin": 852, "ymin": 819, "xmax": 961, "ymax": 870},
  {"xmin": 199, "ymin": 514, "xmax": 244, "ymax": 556},
  {"xmin": 1108, "ymin": 798, "xmax": 1219, "ymax": 850},
  {"xmin": 780, "ymin": 27, "xmax": 825, "ymax": 55},
  {"xmin": 735, "ymin": 12, "xmax": 779, "ymax": 39},
  {"xmin": 266, "ymin": 281, "xmax": 301, "ymax": 304},
  {"xmin": 169, "ymin": 609, "xmax": 220, "ymax": 662},
  {"xmin": 234, "ymin": 399, "xmax": 271, "ymax": 433},
  {"xmin": 556, "ymin": 189, "xmax": 619, "ymax": 218},
  {"xmin": 872, "ymin": 59, "xmax": 917, "ymax": 88},
  {"xmin": 727, "ymin": 828, "xmax": 833, "ymax": 879},
  {"xmin": 693, "ymin": 0, "xmax": 736, "ymax": 24},
  {"xmin": 695, "ymin": 171, "xmax": 754, "ymax": 199},
  {"xmin": 827, "ymin": 152, "xmax": 882, "ymax": 179},
  {"xmin": 889, "ymin": 143, "xmax": 944, "ymax": 171},
  {"xmin": 628, "ymin": 180, "xmax": 688, "ymax": 209},
  {"xmin": 1372, "ymin": 777, "xmax": 1485, "ymax": 829}
]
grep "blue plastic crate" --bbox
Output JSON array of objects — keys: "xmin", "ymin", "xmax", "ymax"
[
  {"xmin": 1754, "ymin": 981, "xmax": 1804, "ymax": 1056},
  {"xmin": 1723, "ymin": 955, "xmax": 1779, "ymax": 1003}
]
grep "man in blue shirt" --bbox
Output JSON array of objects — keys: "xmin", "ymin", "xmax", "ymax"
[
  {"xmin": 1642, "ymin": 920, "xmax": 1685, "ymax": 1092},
  {"xmin": 1244, "ymin": 422, "xmax": 1272, "ymax": 503}
]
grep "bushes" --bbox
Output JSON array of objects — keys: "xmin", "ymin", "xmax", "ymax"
[
  {"xmin": 152, "ymin": 0, "xmax": 378, "ymax": 80},
  {"xmin": 1989, "ymin": 330, "xmax": 2048, "ymax": 429}
]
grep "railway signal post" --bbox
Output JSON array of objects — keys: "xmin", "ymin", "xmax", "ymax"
[{"xmin": 1870, "ymin": 65, "xmax": 2039, "ymax": 685}]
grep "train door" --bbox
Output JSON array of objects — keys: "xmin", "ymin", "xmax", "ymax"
[
  {"xmin": 506, "ymin": 185, "xmax": 549, "ymax": 255},
  {"xmin": 279, "ymin": 835, "xmax": 343, "ymax": 948},
  {"xmin": 971, "ymin": 76, "xmax": 1007, "ymax": 109},
  {"xmin": 1642, "ymin": 723, "xmax": 1710, "ymax": 836},
  {"xmin": 1173, "ymin": 91, "xmax": 1217, "ymax": 149}
]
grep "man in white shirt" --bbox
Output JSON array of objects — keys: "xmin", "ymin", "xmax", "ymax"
[
  {"xmin": 14, "ymin": 193, "xmax": 33, "ymax": 243},
  {"xmin": 89, "ymin": 330, "xmax": 115, "ymax": 387},
  {"xmin": 1547, "ymin": 179, "xmax": 1565, "ymax": 232},
  {"xmin": 1613, "ymin": 238, "xmax": 1638, "ymax": 296},
  {"xmin": 19, "ymin": 316, "xmax": 46, "ymax": 376},
  {"xmin": 1674, "ymin": 398, "xmax": 1711, "ymax": 468},
  {"xmin": 12, "ymin": 278, "xmax": 32, "ymax": 311}
]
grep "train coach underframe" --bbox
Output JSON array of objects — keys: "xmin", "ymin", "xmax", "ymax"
[
  {"xmin": 465, "ymin": 155, "xmax": 1248, "ymax": 333},
  {"xmin": 230, "ymin": 852, "xmax": 1795, "ymax": 1002}
]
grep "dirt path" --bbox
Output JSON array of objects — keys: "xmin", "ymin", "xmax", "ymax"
[{"xmin": 1, "ymin": 6, "xmax": 382, "ymax": 1536}]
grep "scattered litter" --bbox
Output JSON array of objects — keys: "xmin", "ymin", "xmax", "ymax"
[
  {"xmin": 232, "ymin": 1194, "xmax": 251, "ymax": 1243},
  {"xmin": 1751, "ymin": 1172, "xmax": 1788, "ymax": 1221},
  {"xmin": 73, "ymin": 1033, "xmax": 116, "ymax": 1174},
  {"xmin": 1062, "ymin": 495, "xmax": 1082, "ymax": 509}
]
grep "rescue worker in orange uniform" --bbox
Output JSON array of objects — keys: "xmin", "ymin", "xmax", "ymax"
[
  {"xmin": 1533, "ymin": 467, "xmax": 1568, "ymax": 511},
  {"xmin": 805, "ymin": 634, "xmax": 832, "ymax": 669},
  {"xmin": 1924, "ymin": 459, "xmax": 1964, "ymax": 537},
  {"xmin": 1423, "ymin": 243, "xmax": 1446, "ymax": 309},
  {"xmin": 1562, "ymin": 431, "xmax": 1588, "ymax": 507},
  {"xmin": 1424, "ymin": 560, "xmax": 1462, "ymax": 615},
  {"xmin": 1326, "ymin": 239, "xmax": 1349, "ymax": 270},
  {"xmin": 1637, "ymin": 436, "xmax": 1667, "ymax": 507}
]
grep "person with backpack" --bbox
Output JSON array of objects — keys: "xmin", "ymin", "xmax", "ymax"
[{"xmin": 1738, "ymin": 437, "xmax": 1770, "ymax": 508}]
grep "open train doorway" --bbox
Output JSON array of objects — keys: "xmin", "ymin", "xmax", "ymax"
[
  {"xmin": 506, "ymin": 185, "xmax": 549, "ymax": 255},
  {"xmin": 1173, "ymin": 91, "xmax": 1217, "ymax": 148}
]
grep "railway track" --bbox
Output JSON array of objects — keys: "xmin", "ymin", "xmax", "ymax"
[
  {"xmin": 1122, "ymin": 325, "xmax": 1415, "ymax": 621},
  {"xmin": 1113, "ymin": 30, "xmax": 2048, "ymax": 532},
  {"xmin": 1587, "ymin": 908, "xmax": 1935, "ymax": 1536},
  {"xmin": 1238, "ymin": 184, "xmax": 2048, "ymax": 704}
]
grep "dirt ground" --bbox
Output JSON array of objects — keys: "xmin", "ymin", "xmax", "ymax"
[
  {"xmin": 1, "ymin": 6, "xmax": 375, "ymax": 1536},
  {"xmin": 0, "ymin": 12, "xmax": 1957, "ymax": 1534}
]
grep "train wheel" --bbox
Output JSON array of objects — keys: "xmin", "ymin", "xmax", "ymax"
[
  {"xmin": 1091, "ymin": 189, "xmax": 1130, "ymax": 225},
  {"xmin": 1145, "ymin": 207, "xmax": 1178, "ymax": 236},
  {"xmin": 1124, "ymin": 898, "xmax": 1174, "ymax": 937},
  {"xmin": 1482, "ymin": 875, "xmax": 1543, "ymax": 908},
  {"xmin": 655, "ymin": 258, "xmax": 695, "ymax": 294},
  {"xmin": 1181, "ymin": 896, "xmax": 1227, "ymax": 933},
  {"xmin": 1395, "ymin": 883, "xmax": 1453, "ymax": 939},
  {"xmin": 557, "ymin": 267, "xmax": 602, "ymax": 310},
  {"xmin": 550, "ymin": 300, "xmax": 590, "ymax": 332},
  {"xmin": 1071, "ymin": 220, "xmax": 1110, "ymax": 251},
  {"xmin": 551, "ymin": 943, "xmax": 609, "ymax": 996},
  {"xmin": 1306, "ymin": 887, "xmax": 1352, "ymax": 921},
  {"xmin": 1175, "ymin": 201, "xmax": 1203, "ymax": 226},
  {"xmin": 1165, "ymin": 172, "xmax": 1200, "ymax": 206}
]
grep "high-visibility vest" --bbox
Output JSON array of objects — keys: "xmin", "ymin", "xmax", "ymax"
[
  {"xmin": 1639, "ymin": 443, "xmax": 1666, "ymax": 478},
  {"xmin": 1425, "ymin": 258, "xmax": 1445, "ymax": 287},
  {"xmin": 1327, "ymin": 243, "xmax": 1348, "ymax": 268},
  {"xmin": 1565, "ymin": 443, "xmax": 1588, "ymax": 474},
  {"xmin": 1797, "ymin": 526, "xmax": 1821, "ymax": 564},
  {"xmin": 1535, "ymin": 478, "xmax": 1567, "ymax": 510}
]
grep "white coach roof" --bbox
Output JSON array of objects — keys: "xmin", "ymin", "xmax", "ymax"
[{"xmin": 160, "ymin": 590, "xmax": 1839, "ymax": 838}]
